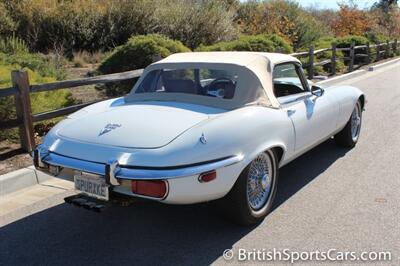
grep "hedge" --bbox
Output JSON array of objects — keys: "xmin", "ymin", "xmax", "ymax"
[
  {"xmin": 98, "ymin": 34, "xmax": 190, "ymax": 96},
  {"xmin": 196, "ymin": 34, "xmax": 293, "ymax": 53}
]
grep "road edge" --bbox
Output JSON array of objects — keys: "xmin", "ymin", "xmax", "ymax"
[{"xmin": 317, "ymin": 57, "xmax": 400, "ymax": 86}]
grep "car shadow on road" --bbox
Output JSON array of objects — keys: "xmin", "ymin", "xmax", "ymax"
[
  {"xmin": 0, "ymin": 139, "xmax": 349, "ymax": 266},
  {"xmin": 274, "ymin": 139, "xmax": 349, "ymax": 209}
]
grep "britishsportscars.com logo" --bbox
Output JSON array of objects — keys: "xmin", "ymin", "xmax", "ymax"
[{"xmin": 222, "ymin": 248, "xmax": 392, "ymax": 263}]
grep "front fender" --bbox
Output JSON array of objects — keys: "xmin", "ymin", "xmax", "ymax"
[{"xmin": 326, "ymin": 85, "xmax": 364, "ymax": 129}]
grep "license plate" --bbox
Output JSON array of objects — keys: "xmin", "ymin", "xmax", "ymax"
[{"xmin": 74, "ymin": 173, "xmax": 109, "ymax": 201}]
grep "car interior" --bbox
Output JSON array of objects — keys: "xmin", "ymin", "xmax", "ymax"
[
  {"xmin": 273, "ymin": 63, "xmax": 307, "ymax": 97},
  {"xmin": 137, "ymin": 69, "xmax": 237, "ymax": 99},
  {"xmin": 273, "ymin": 82, "xmax": 305, "ymax": 97}
]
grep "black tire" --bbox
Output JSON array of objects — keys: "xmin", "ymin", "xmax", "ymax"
[
  {"xmin": 334, "ymin": 100, "xmax": 362, "ymax": 148},
  {"xmin": 220, "ymin": 149, "xmax": 278, "ymax": 226}
]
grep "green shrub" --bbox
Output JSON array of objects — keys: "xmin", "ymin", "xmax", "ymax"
[
  {"xmin": 197, "ymin": 35, "xmax": 275, "ymax": 52},
  {"xmin": 0, "ymin": 2, "xmax": 16, "ymax": 37},
  {"xmin": 98, "ymin": 34, "xmax": 190, "ymax": 96},
  {"xmin": 364, "ymin": 32, "xmax": 394, "ymax": 58},
  {"xmin": 266, "ymin": 34, "xmax": 293, "ymax": 53},
  {"xmin": 0, "ymin": 52, "xmax": 65, "ymax": 80},
  {"xmin": 154, "ymin": 0, "xmax": 238, "ymax": 49},
  {"xmin": 313, "ymin": 36, "xmax": 336, "ymax": 49},
  {"xmin": 197, "ymin": 34, "xmax": 293, "ymax": 53},
  {"xmin": 0, "ymin": 35, "xmax": 28, "ymax": 54},
  {"xmin": 0, "ymin": 52, "xmax": 71, "ymax": 141},
  {"xmin": 364, "ymin": 32, "xmax": 389, "ymax": 44},
  {"xmin": 335, "ymin": 35, "xmax": 369, "ymax": 47}
]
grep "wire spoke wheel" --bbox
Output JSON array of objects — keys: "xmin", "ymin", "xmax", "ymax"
[
  {"xmin": 351, "ymin": 102, "xmax": 362, "ymax": 141},
  {"xmin": 246, "ymin": 153, "xmax": 273, "ymax": 210},
  {"xmin": 222, "ymin": 149, "xmax": 278, "ymax": 225},
  {"xmin": 334, "ymin": 99, "xmax": 363, "ymax": 148}
]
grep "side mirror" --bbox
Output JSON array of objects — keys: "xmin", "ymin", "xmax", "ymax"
[{"xmin": 311, "ymin": 85, "xmax": 325, "ymax": 97}]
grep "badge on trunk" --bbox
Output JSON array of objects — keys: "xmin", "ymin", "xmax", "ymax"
[{"xmin": 99, "ymin": 123, "xmax": 121, "ymax": 136}]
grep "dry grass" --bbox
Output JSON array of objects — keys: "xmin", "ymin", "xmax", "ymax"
[
  {"xmin": 72, "ymin": 51, "xmax": 105, "ymax": 67},
  {"xmin": 0, "ymin": 140, "xmax": 34, "ymax": 175}
]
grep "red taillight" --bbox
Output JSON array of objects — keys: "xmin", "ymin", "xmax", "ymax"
[
  {"xmin": 131, "ymin": 180, "xmax": 167, "ymax": 198},
  {"xmin": 198, "ymin": 170, "xmax": 217, "ymax": 183}
]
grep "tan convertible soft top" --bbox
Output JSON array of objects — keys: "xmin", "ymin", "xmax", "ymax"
[{"xmin": 126, "ymin": 52, "xmax": 300, "ymax": 109}]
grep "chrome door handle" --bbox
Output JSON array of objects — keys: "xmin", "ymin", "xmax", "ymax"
[{"xmin": 287, "ymin": 109, "xmax": 296, "ymax": 116}]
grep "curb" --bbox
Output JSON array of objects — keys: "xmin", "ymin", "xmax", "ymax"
[
  {"xmin": 0, "ymin": 166, "xmax": 52, "ymax": 198},
  {"xmin": 368, "ymin": 57, "xmax": 400, "ymax": 71},
  {"xmin": 317, "ymin": 57, "xmax": 400, "ymax": 87},
  {"xmin": 317, "ymin": 70, "xmax": 366, "ymax": 86}
]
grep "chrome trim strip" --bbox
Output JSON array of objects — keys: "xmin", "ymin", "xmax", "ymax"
[
  {"xmin": 39, "ymin": 147, "xmax": 243, "ymax": 180},
  {"xmin": 278, "ymin": 92, "xmax": 312, "ymax": 106},
  {"xmin": 116, "ymin": 154, "xmax": 243, "ymax": 179},
  {"xmin": 43, "ymin": 152, "xmax": 105, "ymax": 175}
]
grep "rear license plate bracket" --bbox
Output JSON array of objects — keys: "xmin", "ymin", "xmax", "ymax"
[{"xmin": 74, "ymin": 172, "xmax": 109, "ymax": 201}]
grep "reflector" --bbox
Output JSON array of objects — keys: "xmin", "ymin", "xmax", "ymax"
[
  {"xmin": 198, "ymin": 170, "xmax": 217, "ymax": 183},
  {"xmin": 131, "ymin": 180, "xmax": 167, "ymax": 198}
]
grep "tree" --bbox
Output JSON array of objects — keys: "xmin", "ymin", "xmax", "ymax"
[
  {"xmin": 308, "ymin": 7, "xmax": 337, "ymax": 35},
  {"xmin": 373, "ymin": 0, "xmax": 398, "ymax": 12},
  {"xmin": 331, "ymin": 3, "xmax": 371, "ymax": 36},
  {"xmin": 235, "ymin": 0, "xmax": 326, "ymax": 50},
  {"xmin": 370, "ymin": 0, "xmax": 400, "ymax": 37}
]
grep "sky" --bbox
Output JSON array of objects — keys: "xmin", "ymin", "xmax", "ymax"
[{"xmin": 296, "ymin": 0, "xmax": 378, "ymax": 9}]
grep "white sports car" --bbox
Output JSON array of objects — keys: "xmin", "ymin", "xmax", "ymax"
[{"xmin": 34, "ymin": 52, "xmax": 365, "ymax": 225}]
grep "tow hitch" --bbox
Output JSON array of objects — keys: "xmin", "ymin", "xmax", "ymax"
[
  {"xmin": 64, "ymin": 194, "xmax": 108, "ymax": 212},
  {"xmin": 64, "ymin": 193, "xmax": 139, "ymax": 212}
]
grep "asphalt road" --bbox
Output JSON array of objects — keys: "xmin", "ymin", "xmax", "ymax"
[{"xmin": 0, "ymin": 61, "xmax": 399, "ymax": 266}]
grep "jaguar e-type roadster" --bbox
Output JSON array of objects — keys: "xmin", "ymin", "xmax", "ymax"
[{"xmin": 33, "ymin": 52, "xmax": 365, "ymax": 225}]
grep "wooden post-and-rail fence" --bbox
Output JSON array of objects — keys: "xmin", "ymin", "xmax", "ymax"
[
  {"xmin": 291, "ymin": 39, "xmax": 398, "ymax": 79},
  {"xmin": 0, "ymin": 39, "xmax": 399, "ymax": 152},
  {"xmin": 0, "ymin": 69, "xmax": 143, "ymax": 152}
]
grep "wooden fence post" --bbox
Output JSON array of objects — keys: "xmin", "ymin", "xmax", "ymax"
[
  {"xmin": 331, "ymin": 43, "xmax": 336, "ymax": 76},
  {"xmin": 376, "ymin": 43, "xmax": 380, "ymax": 61},
  {"xmin": 308, "ymin": 46, "xmax": 314, "ymax": 80},
  {"xmin": 393, "ymin": 39, "xmax": 398, "ymax": 55},
  {"xmin": 366, "ymin": 42, "xmax": 371, "ymax": 64},
  {"xmin": 385, "ymin": 40, "xmax": 390, "ymax": 58},
  {"xmin": 12, "ymin": 70, "xmax": 35, "ymax": 152},
  {"xmin": 348, "ymin": 42, "xmax": 355, "ymax": 72}
]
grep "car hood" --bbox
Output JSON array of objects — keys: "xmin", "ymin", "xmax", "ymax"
[{"xmin": 57, "ymin": 103, "xmax": 215, "ymax": 149}]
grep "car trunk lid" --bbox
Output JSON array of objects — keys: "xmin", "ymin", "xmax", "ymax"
[{"xmin": 57, "ymin": 103, "xmax": 212, "ymax": 149}]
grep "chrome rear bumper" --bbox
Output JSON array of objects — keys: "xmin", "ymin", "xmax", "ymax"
[{"xmin": 33, "ymin": 145, "xmax": 243, "ymax": 182}]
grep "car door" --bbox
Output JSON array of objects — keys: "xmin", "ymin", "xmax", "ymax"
[{"xmin": 273, "ymin": 63, "xmax": 339, "ymax": 153}]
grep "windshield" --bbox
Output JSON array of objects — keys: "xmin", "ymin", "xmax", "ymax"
[{"xmin": 134, "ymin": 68, "xmax": 238, "ymax": 99}]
